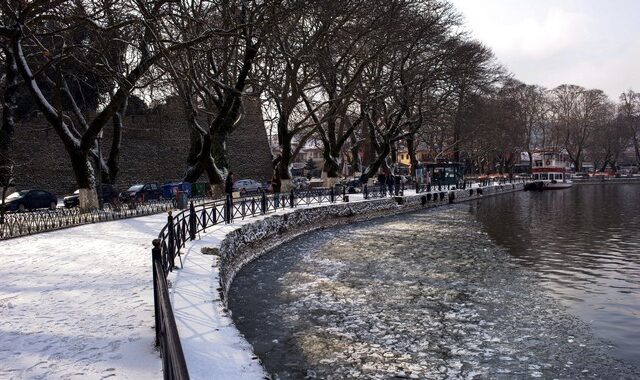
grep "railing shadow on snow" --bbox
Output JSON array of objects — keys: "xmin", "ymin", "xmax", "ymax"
[{"xmin": 151, "ymin": 187, "xmax": 348, "ymax": 379}]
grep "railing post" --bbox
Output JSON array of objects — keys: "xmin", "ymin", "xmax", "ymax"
[
  {"xmin": 188, "ymin": 202, "xmax": 196, "ymax": 241},
  {"xmin": 290, "ymin": 189, "xmax": 295, "ymax": 208},
  {"xmin": 261, "ymin": 189, "xmax": 267, "ymax": 214},
  {"xmin": 167, "ymin": 212, "xmax": 175, "ymax": 270},
  {"xmin": 330, "ymin": 187, "xmax": 335, "ymax": 203},
  {"xmin": 152, "ymin": 238, "xmax": 161, "ymax": 348},
  {"xmin": 364, "ymin": 184, "xmax": 369, "ymax": 199}
]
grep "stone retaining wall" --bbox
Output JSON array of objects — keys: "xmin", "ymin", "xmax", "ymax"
[{"xmin": 217, "ymin": 183, "xmax": 524, "ymax": 303}]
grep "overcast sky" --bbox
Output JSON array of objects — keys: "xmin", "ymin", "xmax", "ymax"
[{"xmin": 450, "ymin": 0, "xmax": 640, "ymax": 101}]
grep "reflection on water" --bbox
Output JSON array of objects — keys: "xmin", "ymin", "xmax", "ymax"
[
  {"xmin": 229, "ymin": 194, "xmax": 640, "ymax": 379},
  {"xmin": 471, "ymin": 184, "xmax": 640, "ymax": 363}
]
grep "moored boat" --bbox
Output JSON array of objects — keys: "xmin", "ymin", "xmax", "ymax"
[{"xmin": 528, "ymin": 150, "xmax": 573, "ymax": 190}]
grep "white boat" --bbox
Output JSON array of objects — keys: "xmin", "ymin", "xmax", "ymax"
[{"xmin": 529, "ymin": 151, "xmax": 573, "ymax": 190}]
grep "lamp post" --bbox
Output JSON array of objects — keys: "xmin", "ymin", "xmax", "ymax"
[{"xmin": 96, "ymin": 130, "xmax": 103, "ymax": 210}]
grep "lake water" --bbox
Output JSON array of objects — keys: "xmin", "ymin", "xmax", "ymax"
[
  {"xmin": 471, "ymin": 184, "xmax": 640, "ymax": 364},
  {"xmin": 228, "ymin": 184, "xmax": 640, "ymax": 379}
]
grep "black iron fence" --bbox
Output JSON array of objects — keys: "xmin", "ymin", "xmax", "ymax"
[
  {"xmin": 0, "ymin": 198, "xmax": 194, "ymax": 240},
  {"xmin": 363, "ymin": 182, "xmax": 406, "ymax": 199},
  {"xmin": 151, "ymin": 187, "xmax": 348, "ymax": 379}
]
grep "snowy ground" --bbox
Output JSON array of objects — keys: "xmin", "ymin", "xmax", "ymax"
[
  {"xmin": 0, "ymin": 190, "xmax": 380, "ymax": 379},
  {"xmin": 0, "ymin": 214, "xmax": 166, "ymax": 379},
  {"xmin": 0, "ymin": 187, "xmax": 481, "ymax": 380}
]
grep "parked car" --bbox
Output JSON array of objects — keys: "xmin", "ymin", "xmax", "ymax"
[
  {"xmin": 233, "ymin": 179, "xmax": 263, "ymax": 194},
  {"xmin": 119, "ymin": 183, "xmax": 162, "ymax": 203},
  {"xmin": 291, "ymin": 177, "xmax": 310, "ymax": 190},
  {"xmin": 340, "ymin": 179, "xmax": 363, "ymax": 194},
  {"xmin": 3, "ymin": 190, "xmax": 58, "ymax": 212},
  {"xmin": 573, "ymin": 172, "xmax": 590, "ymax": 179},
  {"xmin": 63, "ymin": 184, "xmax": 119, "ymax": 208}
]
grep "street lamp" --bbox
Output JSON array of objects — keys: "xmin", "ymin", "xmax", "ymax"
[{"xmin": 96, "ymin": 130, "xmax": 103, "ymax": 210}]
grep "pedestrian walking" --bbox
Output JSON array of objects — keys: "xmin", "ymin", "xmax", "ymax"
[
  {"xmin": 377, "ymin": 172, "xmax": 386, "ymax": 196},
  {"xmin": 271, "ymin": 172, "xmax": 282, "ymax": 208},
  {"xmin": 224, "ymin": 171, "xmax": 234, "ymax": 222},
  {"xmin": 386, "ymin": 172, "xmax": 394, "ymax": 196}
]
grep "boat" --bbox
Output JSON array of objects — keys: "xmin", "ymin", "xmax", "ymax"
[{"xmin": 526, "ymin": 150, "xmax": 573, "ymax": 190}]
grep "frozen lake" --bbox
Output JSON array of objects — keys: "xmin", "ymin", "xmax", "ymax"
[{"xmin": 229, "ymin": 185, "xmax": 640, "ymax": 379}]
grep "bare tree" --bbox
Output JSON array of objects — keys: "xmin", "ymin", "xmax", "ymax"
[
  {"xmin": 448, "ymin": 39, "xmax": 499, "ymax": 163},
  {"xmin": 618, "ymin": 90, "xmax": 640, "ymax": 166},
  {"xmin": 549, "ymin": 85, "xmax": 611, "ymax": 171},
  {"xmin": 160, "ymin": 0, "xmax": 276, "ymax": 195},
  {"xmin": 256, "ymin": 0, "xmax": 326, "ymax": 189},
  {"xmin": 506, "ymin": 80, "xmax": 548, "ymax": 171},
  {"xmin": 1, "ymin": 0, "xmax": 213, "ymax": 208},
  {"xmin": 0, "ymin": 43, "xmax": 18, "ymax": 214},
  {"xmin": 300, "ymin": 0, "xmax": 397, "ymax": 184},
  {"xmin": 589, "ymin": 116, "xmax": 630, "ymax": 172}
]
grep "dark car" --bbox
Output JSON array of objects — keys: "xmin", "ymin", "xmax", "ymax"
[
  {"xmin": 3, "ymin": 190, "xmax": 58, "ymax": 212},
  {"xmin": 119, "ymin": 183, "xmax": 162, "ymax": 203},
  {"xmin": 63, "ymin": 184, "xmax": 120, "ymax": 208},
  {"xmin": 340, "ymin": 179, "xmax": 363, "ymax": 194}
]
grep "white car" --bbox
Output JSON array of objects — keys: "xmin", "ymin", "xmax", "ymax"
[{"xmin": 233, "ymin": 179, "xmax": 263, "ymax": 193}]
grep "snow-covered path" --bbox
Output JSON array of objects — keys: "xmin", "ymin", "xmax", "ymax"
[
  {"xmin": 0, "ymin": 215, "xmax": 166, "ymax": 380},
  {"xmin": 0, "ymin": 189, "xmax": 431, "ymax": 380}
]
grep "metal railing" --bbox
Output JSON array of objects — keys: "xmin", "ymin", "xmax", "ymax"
[
  {"xmin": 151, "ymin": 187, "xmax": 348, "ymax": 379},
  {"xmin": 363, "ymin": 182, "xmax": 405, "ymax": 199},
  {"xmin": 0, "ymin": 198, "xmax": 197, "ymax": 240}
]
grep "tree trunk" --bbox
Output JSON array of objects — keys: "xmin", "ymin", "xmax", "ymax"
[
  {"xmin": 277, "ymin": 131, "xmax": 293, "ymax": 180},
  {"xmin": 323, "ymin": 154, "xmax": 340, "ymax": 178},
  {"xmin": 69, "ymin": 152, "xmax": 99, "ymax": 210},
  {"xmin": 105, "ymin": 98, "xmax": 127, "ymax": 184},
  {"xmin": 359, "ymin": 143, "xmax": 391, "ymax": 184},
  {"xmin": 1, "ymin": 47, "xmax": 18, "ymax": 198},
  {"xmin": 453, "ymin": 89, "xmax": 466, "ymax": 163},
  {"xmin": 406, "ymin": 136, "xmax": 419, "ymax": 176},
  {"xmin": 209, "ymin": 128, "xmax": 228, "ymax": 185}
]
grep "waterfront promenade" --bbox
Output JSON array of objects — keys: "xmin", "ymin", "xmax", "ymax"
[
  {"xmin": 0, "ymin": 189, "xmax": 419, "ymax": 379},
  {"xmin": 0, "ymin": 183, "xmax": 526, "ymax": 379}
]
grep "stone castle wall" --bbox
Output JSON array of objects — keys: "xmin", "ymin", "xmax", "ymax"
[{"xmin": 9, "ymin": 98, "xmax": 273, "ymax": 196}]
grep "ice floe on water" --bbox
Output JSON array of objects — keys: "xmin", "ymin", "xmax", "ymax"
[{"xmin": 229, "ymin": 206, "xmax": 640, "ymax": 379}]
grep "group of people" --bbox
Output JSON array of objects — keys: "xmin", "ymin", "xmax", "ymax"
[{"xmin": 376, "ymin": 171, "xmax": 402, "ymax": 196}]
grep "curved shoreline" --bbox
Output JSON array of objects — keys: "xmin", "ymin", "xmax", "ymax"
[
  {"xmin": 168, "ymin": 184, "xmax": 525, "ymax": 378},
  {"xmin": 218, "ymin": 184, "xmax": 525, "ymax": 304}
]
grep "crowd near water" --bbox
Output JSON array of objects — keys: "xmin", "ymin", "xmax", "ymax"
[{"xmin": 229, "ymin": 184, "xmax": 640, "ymax": 379}]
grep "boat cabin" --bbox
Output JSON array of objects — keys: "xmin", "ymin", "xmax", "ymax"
[{"xmin": 531, "ymin": 151, "xmax": 572, "ymax": 183}]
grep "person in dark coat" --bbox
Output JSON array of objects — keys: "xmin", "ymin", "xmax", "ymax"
[
  {"xmin": 377, "ymin": 172, "xmax": 386, "ymax": 195},
  {"xmin": 225, "ymin": 172, "xmax": 234, "ymax": 196},
  {"xmin": 271, "ymin": 172, "xmax": 282, "ymax": 208},
  {"xmin": 386, "ymin": 172, "xmax": 394, "ymax": 196},
  {"xmin": 224, "ymin": 172, "xmax": 234, "ymax": 222}
]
